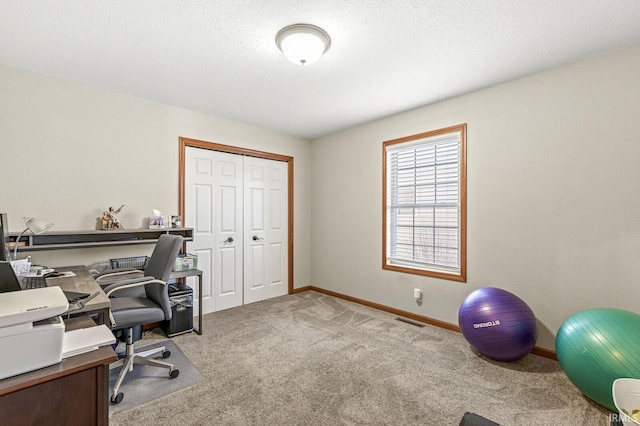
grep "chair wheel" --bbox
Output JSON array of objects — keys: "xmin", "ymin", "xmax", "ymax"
[
  {"xmin": 110, "ymin": 392, "xmax": 124, "ymax": 404},
  {"xmin": 169, "ymin": 369, "xmax": 180, "ymax": 379},
  {"xmin": 162, "ymin": 350, "xmax": 171, "ymax": 358}
]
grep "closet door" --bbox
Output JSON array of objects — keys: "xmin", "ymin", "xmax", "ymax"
[
  {"xmin": 186, "ymin": 147, "xmax": 288, "ymax": 313},
  {"xmin": 185, "ymin": 147, "xmax": 243, "ymax": 313},
  {"xmin": 212, "ymin": 151, "xmax": 244, "ymax": 310},
  {"xmin": 243, "ymin": 157, "xmax": 288, "ymax": 304}
]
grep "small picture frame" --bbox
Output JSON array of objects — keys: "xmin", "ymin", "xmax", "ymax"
[{"xmin": 170, "ymin": 215, "xmax": 182, "ymax": 228}]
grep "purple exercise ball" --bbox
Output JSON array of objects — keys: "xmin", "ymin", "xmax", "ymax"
[{"xmin": 458, "ymin": 287, "xmax": 538, "ymax": 362}]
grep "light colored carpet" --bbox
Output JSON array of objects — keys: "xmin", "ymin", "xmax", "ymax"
[
  {"xmin": 108, "ymin": 340, "xmax": 204, "ymax": 415},
  {"xmin": 110, "ymin": 291, "xmax": 612, "ymax": 425}
]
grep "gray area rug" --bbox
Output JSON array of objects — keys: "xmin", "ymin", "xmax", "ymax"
[
  {"xmin": 110, "ymin": 291, "xmax": 612, "ymax": 425},
  {"xmin": 108, "ymin": 340, "xmax": 204, "ymax": 415}
]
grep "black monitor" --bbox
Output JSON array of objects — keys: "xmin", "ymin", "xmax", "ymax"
[
  {"xmin": 0, "ymin": 213, "xmax": 9, "ymax": 262},
  {"xmin": 0, "ymin": 261, "xmax": 22, "ymax": 293}
]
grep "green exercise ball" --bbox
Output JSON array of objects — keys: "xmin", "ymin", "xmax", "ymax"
[{"xmin": 556, "ymin": 308, "xmax": 640, "ymax": 412}]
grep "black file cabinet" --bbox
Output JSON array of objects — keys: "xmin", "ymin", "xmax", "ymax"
[{"xmin": 162, "ymin": 283, "xmax": 193, "ymax": 337}]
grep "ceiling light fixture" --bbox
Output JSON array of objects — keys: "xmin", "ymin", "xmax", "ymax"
[{"xmin": 275, "ymin": 24, "xmax": 331, "ymax": 66}]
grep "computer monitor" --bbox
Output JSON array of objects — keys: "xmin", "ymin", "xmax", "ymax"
[
  {"xmin": 0, "ymin": 261, "xmax": 22, "ymax": 293},
  {"xmin": 0, "ymin": 213, "xmax": 10, "ymax": 262}
]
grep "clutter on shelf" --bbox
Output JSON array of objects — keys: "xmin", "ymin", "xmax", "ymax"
[
  {"xmin": 101, "ymin": 205, "xmax": 125, "ymax": 230},
  {"xmin": 149, "ymin": 209, "xmax": 165, "ymax": 229}
]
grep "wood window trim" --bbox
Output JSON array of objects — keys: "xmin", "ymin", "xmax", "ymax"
[
  {"xmin": 178, "ymin": 137, "xmax": 295, "ymax": 294},
  {"xmin": 382, "ymin": 123, "xmax": 467, "ymax": 282}
]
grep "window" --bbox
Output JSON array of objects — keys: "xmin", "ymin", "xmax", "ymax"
[{"xmin": 383, "ymin": 124, "xmax": 466, "ymax": 281}]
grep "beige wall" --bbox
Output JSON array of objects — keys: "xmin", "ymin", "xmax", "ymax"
[
  {"xmin": 0, "ymin": 65, "xmax": 312, "ymax": 289},
  {"xmin": 3, "ymin": 44, "xmax": 639, "ymax": 352},
  {"xmin": 310, "ymin": 44, "xmax": 640, "ymax": 351}
]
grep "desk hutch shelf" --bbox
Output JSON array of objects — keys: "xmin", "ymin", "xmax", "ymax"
[{"xmin": 9, "ymin": 228, "xmax": 193, "ymax": 252}]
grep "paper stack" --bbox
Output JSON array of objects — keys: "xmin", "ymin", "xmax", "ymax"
[{"xmin": 62, "ymin": 325, "xmax": 116, "ymax": 358}]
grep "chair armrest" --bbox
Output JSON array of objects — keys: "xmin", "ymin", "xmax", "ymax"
[
  {"xmin": 95, "ymin": 269, "xmax": 145, "ymax": 284},
  {"xmin": 104, "ymin": 276, "xmax": 165, "ymax": 297}
]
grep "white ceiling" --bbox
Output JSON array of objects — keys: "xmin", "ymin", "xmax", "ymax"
[{"xmin": 1, "ymin": 1, "xmax": 640, "ymax": 140}]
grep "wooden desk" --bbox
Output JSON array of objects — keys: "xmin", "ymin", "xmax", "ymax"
[
  {"xmin": 47, "ymin": 270, "xmax": 111, "ymax": 325},
  {"xmin": 170, "ymin": 269, "xmax": 203, "ymax": 335},
  {"xmin": 0, "ymin": 317, "xmax": 116, "ymax": 426}
]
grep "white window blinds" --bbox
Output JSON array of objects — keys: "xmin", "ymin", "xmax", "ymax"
[{"xmin": 385, "ymin": 129, "xmax": 463, "ymax": 277}]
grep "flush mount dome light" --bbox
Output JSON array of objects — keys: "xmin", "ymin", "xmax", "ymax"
[{"xmin": 275, "ymin": 23, "xmax": 331, "ymax": 66}]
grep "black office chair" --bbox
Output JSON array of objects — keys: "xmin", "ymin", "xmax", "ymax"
[{"xmin": 101, "ymin": 234, "xmax": 183, "ymax": 404}]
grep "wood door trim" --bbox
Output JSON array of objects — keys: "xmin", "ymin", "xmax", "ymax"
[{"xmin": 178, "ymin": 137, "xmax": 295, "ymax": 295}]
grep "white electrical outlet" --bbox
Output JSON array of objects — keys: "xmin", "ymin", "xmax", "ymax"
[{"xmin": 413, "ymin": 288, "xmax": 422, "ymax": 300}]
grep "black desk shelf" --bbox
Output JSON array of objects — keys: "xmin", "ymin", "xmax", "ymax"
[{"xmin": 9, "ymin": 228, "xmax": 193, "ymax": 252}]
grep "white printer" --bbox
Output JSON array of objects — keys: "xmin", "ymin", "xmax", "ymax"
[{"xmin": 0, "ymin": 286, "xmax": 69, "ymax": 380}]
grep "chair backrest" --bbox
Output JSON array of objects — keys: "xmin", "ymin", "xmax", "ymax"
[
  {"xmin": 144, "ymin": 234, "xmax": 183, "ymax": 318},
  {"xmin": 145, "ymin": 234, "xmax": 183, "ymax": 280}
]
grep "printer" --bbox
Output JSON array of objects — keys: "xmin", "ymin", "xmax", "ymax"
[{"xmin": 0, "ymin": 286, "xmax": 69, "ymax": 380}]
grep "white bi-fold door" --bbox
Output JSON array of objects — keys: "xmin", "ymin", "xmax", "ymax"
[
  {"xmin": 184, "ymin": 147, "xmax": 288, "ymax": 314},
  {"xmin": 243, "ymin": 156, "xmax": 288, "ymax": 304}
]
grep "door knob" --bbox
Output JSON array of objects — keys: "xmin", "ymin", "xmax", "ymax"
[
  {"xmin": 224, "ymin": 237, "xmax": 234, "ymax": 244},
  {"xmin": 252, "ymin": 235, "xmax": 264, "ymax": 241}
]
